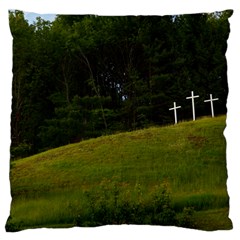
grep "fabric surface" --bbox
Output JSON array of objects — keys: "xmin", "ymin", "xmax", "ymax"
[{"xmin": 7, "ymin": 10, "xmax": 232, "ymax": 232}]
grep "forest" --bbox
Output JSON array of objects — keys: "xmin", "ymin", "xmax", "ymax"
[{"xmin": 9, "ymin": 10, "xmax": 232, "ymax": 158}]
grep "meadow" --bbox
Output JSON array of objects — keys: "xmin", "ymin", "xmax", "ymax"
[{"xmin": 6, "ymin": 115, "xmax": 232, "ymax": 231}]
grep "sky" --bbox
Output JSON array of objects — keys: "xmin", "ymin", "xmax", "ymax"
[{"xmin": 24, "ymin": 12, "xmax": 56, "ymax": 24}]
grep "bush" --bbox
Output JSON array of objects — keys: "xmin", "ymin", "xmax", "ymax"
[
  {"xmin": 75, "ymin": 181, "xmax": 195, "ymax": 227},
  {"xmin": 176, "ymin": 207, "xmax": 196, "ymax": 228},
  {"xmin": 11, "ymin": 143, "xmax": 32, "ymax": 159}
]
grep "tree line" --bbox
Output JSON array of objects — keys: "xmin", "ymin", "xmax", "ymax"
[{"xmin": 9, "ymin": 10, "xmax": 232, "ymax": 158}]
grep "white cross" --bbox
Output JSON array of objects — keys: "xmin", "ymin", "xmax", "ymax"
[
  {"xmin": 169, "ymin": 102, "xmax": 181, "ymax": 124},
  {"xmin": 186, "ymin": 91, "xmax": 199, "ymax": 121},
  {"xmin": 204, "ymin": 94, "xmax": 219, "ymax": 117}
]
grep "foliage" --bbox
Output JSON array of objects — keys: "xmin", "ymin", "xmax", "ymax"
[
  {"xmin": 9, "ymin": 10, "xmax": 232, "ymax": 156},
  {"xmin": 176, "ymin": 207, "xmax": 196, "ymax": 228},
  {"xmin": 7, "ymin": 116, "xmax": 231, "ymax": 231},
  {"xmin": 10, "ymin": 142, "xmax": 32, "ymax": 159},
  {"xmin": 75, "ymin": 182, "xmax": 188, "ymax": 227}
]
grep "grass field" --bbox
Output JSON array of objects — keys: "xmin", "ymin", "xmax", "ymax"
[{"xmin": 6, "ymin": 115, "xmax": 232, "ymax": 231}]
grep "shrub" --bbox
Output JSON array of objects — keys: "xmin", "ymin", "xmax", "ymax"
[
  {"xmin": 11, "ymin": 143, "xmax": 32, "ymax": 159},
  {"xmin": 75, "ymin": 181, "xmax": 195, "ymax": 227},
  {"xmin": 176, "ymin": 207, "xmax": 196, "ymax": 228}
]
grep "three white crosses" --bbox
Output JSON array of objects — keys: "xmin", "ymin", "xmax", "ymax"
[{"xmin": 169, "ymin": 91, "xmax": 219, "ymax": 124}]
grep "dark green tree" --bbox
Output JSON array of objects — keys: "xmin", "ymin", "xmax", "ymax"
[{"xmin": 9, "ymin": 11, "xmax": 232, "ymax": 156}]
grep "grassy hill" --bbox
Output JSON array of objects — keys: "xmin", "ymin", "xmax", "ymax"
[{"xmin": 7, "ymin": 115, "xmax": 232, "ymax": 231}]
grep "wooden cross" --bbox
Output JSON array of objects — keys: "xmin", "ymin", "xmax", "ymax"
[
  {"xmin": 169, "ymin": 102, "xmax": 181, "ymax": 124},
  {"xmin": 186, "ymin": 91, "xmax": 199, "ymax": 121},
  {"xmin": 204, "ymin": 94, "xmax": 219, "ymax": 117}
]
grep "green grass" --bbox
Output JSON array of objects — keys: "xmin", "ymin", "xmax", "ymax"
[
  {"xmin": 7, "ymin": 115, "xmax": 231, "ymax": 231},
  {"xmin": 193, "ymin": 208, "xmax": 232, "ymax": 231}
]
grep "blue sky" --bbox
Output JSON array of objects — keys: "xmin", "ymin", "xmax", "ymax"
[{"xmin": 24, "ymin": 12, "xmax": 56, "ymax": 24}]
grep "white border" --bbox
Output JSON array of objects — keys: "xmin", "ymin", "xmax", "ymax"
[{"xmin": 0, "ymin": 1, "xmax": 240, "ymax": 240}]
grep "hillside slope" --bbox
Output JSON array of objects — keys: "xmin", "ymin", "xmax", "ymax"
[{"xmin": 8, "ymin": 115, "xmax": 231, "ymax": 230}]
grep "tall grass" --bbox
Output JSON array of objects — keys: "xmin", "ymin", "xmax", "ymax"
[
  {"xmin": 8, "ymin": 181, "xmax": 196, "ymax": 230},
  {"xmin": 7, "ymin": 115, "xmax": 231, "ymax": 230}
]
